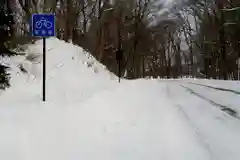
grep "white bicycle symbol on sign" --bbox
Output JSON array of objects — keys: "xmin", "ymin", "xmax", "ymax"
[{"xmin": 36, "ymin": 17, "xmax": 52, "ymax": 29}]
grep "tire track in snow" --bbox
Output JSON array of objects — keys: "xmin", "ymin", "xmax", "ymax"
[
  {"xmin": 186, "ymin": 82, "xmax": 240, "ymax": 95},
  {"xmin": 175, "ymin": 104, "xmax": 214, "ymax": 160},
  {"xmin": 165, "ymin": 84, "xmax": 214, "ymax": 160},
  {"xmin": 180, "ymin": 85, "xmax": 239, "ymax": 119}
]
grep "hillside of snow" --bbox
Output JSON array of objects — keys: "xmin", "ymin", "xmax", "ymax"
[
  {"xmin": 1, "ymin": 38, "xmax": 240, "ymax": 160},
  {"xmin": 0, "ymin": 38, "xmax": 118, "ymax": 105}
]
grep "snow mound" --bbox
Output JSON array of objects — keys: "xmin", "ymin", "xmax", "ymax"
[
  {"xmin": 0, "ymin": 38, "xmax": 117, "ymax": 103},
  {"xmin": 13, "ymin": 38, "xmax": 116, "ymax": 81}
]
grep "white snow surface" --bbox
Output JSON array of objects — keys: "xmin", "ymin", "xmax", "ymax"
[{"xmin": 0, "ymin": 38, "xmax": 240, "ymax": 160}]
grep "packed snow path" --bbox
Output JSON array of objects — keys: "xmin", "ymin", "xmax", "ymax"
[
  {"xmin": 1, "ymin": 38, "xmax": 240, "ymax": 160},
  {"xmin": 164, "ymin": 80, "xmax": 240, "ymax": 160}
]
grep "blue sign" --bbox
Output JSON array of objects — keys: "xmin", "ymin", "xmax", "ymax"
[{"xmin": 32, "ymin": 14, "xmax": 55, "ymax": 37}]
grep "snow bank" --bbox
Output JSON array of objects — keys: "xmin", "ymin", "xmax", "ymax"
[{"xmin": 0, "ymin": 38, "xmax": 117, "ymax": 104}]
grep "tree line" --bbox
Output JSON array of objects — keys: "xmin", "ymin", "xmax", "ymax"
[{"xmin": 1, "ymin": 0, "xmax": 240, "ymax": 90}]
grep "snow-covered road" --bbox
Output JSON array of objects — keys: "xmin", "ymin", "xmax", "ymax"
[
  {"xmin": 166, "ymin": 80, "xmax": 240, "ymax": 160},
  {"xmin": 1, "ymin": 79, "xmax": 240, "ymax": 160}
]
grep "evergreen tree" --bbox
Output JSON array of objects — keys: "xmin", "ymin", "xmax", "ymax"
[{"xmin": 0, "ymin": 0, "xmax": 15, "ymax": 90}]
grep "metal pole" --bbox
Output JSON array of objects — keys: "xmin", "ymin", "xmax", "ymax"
[
  {"xmin": 238, "ymin": 59, "xmax": 240, "ymax": 80},
  {"xmin": 118, "ymin": 60, "xmax": 121, "ymax": 83},
  {"xmin": 43, "ymin": 38, "xmax": 46, "ymax": 101},
  {"xmin": 116, "ymin": 11, "xmax": 121, "ymax": 83}
]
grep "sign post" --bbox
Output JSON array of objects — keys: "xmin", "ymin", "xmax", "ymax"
[
  {"xmin": 32, "ymin": 14, "xmax": 55, "ymax": 101},
  {"xmin": 43, "ymin": 38, "xmax": 46, "ymax": 101},
  {"xmin": 116, "ymin": 49, "xmax": 123, "ymax": 83}
]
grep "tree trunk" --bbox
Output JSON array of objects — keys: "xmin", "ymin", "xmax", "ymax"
[{"xmin": 217, "ymin": 3, "xmax": 227, "ymax": 80}]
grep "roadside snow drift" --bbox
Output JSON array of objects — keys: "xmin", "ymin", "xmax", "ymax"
[{"xmin": 0, "ymin": 38, "xmax": 117, "ymax": 105}]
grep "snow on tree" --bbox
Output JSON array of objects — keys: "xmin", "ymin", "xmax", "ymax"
[{"xmin": 0, "ymin": 0, "xmax": 16, "ymax": 90}]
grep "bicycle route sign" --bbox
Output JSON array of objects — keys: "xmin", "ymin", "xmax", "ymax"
[{"xmin": 32, "ymin": 14, "xmax": 55, "ymax": 37}]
